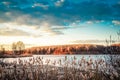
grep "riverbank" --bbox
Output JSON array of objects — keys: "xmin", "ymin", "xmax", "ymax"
[
  {"xmin": 0, "ymin": 54, "xmax": 33, "ymax": 58},
  {"xmin": 0, "ymin": 55, "xmax": 119, "ymax": 80}
]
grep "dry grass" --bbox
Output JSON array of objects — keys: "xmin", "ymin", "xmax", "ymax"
[{"xmin": 0, "ymin": 55, "xmax": 120, "ymax": 80}]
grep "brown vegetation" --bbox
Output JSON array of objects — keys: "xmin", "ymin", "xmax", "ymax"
[
  {"xmin": 0, "ymin": 55, "xmax": 120, "ymax": 80},
  {"xmin": 0, "ymin": 44, "xmax": 120, "ymax": 57}
]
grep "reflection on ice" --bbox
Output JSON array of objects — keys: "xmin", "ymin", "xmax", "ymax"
[{"xmin": 0, "ymin": 55, "xmax": 120, "ymax": 80}]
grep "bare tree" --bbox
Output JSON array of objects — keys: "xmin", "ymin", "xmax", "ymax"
[
  {"xmin": 105, "ymin": 35, "xmax": 112, "ymax": 46},
  {"xmin": 12, "ymin": 41, "xmax": 25, "ymax": 55},
  {"xmin": 0, "ymin": 45, "xmax": 5, "ymax": 54},
  {"xmin": 12, "ymin": 42, "xmax": 16, "ymax": 54},
  {"xmin": 16, "ymin": 41, "xmax": 25, "ymax": 54}
]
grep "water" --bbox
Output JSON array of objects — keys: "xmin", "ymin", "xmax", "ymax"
[{"xmin": 0, "ymin": 55, "xmax": 119, "ymax": 66}]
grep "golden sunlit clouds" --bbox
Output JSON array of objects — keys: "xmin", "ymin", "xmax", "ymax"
[
  {"xmin": 0, "ymin": 22, "xmax": 40, "ymax": 37},
  {"xmin": 0, "ymin": 13, "xmax": 120, "ymax": 47},
  {"xmin": 0, "ymin": 35, "xmax": 70, "ymax": 49},
  {"xmin": 0, "ymin": 21, "xmax": 66, "ymax": 37},
  {"xmin": 0, "ymin": 29, "xmax": 30, "ymax": 36},
  {"xmin": 0, "ymin": 21, "xmax": 70, "ymax": 45},
  {"xmin": 0, "ymin": 21, "xmax": 69, "ymax": 47}
]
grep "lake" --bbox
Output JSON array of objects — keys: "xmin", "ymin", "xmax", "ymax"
[{"xmin": 1, "ymin": 55, "xmax": 119, "ymax": 67}]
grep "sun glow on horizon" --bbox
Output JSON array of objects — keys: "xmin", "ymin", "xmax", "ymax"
[
  {"xmin": 0, "ymin": 0, "xmax": 120, "ymax": 48},
  {"xmin": 0, "ymin": 36, "xmax": 70, "ymax": 46}
]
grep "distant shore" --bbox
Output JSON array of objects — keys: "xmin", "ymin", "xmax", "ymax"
[
  {"xmin": 0, "ymin": 54, "xmax": 33, "ymax": 58},
  {"xmin": 0, "ymin": 53, "xmax": 120, "ymax": 58},
  {"xmin": 0, "ymin": 43, "xmax": 120, "ymax": 58}
]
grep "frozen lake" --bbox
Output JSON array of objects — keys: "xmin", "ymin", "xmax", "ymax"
[{"xmin": 1, "ymin": 55, "xmax": 119, "ymax": 67}]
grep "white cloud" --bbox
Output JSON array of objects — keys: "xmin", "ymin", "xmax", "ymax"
[
  {"xmin": 112, "ymin": 20, "xmax": 120, "ymax": 25},
  {"xmin": 14, "ymin": 15, "xmax": 40, "ymax": 26},
  {"xmin": 2, "ymin": 1, "xmax": 10, "ymax": 5},
  {"xmin": 5, "ymin": 12, "xmax": 11, "ymax": 16},
  {"xmin": 86, "ymin": 20, "xmax": 104, "ymax": 24},
  {"xmin": 32, "ymin": 3, "xmax": 49, "ymax": 9},
  {"xmin": 86, "ymin": 21, "xmax": 93, "ymax": 24},
  {"xmin": 0, "ymin": 21, "xmax": 65, "ymax": 37},
  {"xmin": 0, "ymin": 22, "xmax": 41, "ymax": 37},
  {"xmin": 55, "ymin": 0, "xmax": 64, "ymax": 7},
  {"xmin": 39, "ymin": 22, "xmax": 64, "ymax": 36},
  {"xmin": 0, "ymin": 28, "xmax": 30, "ymax": 36}
]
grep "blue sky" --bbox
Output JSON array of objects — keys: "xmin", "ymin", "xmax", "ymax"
[{"xmin": 0, "ymin": 0, "xmax": 120, "ymax": 45}]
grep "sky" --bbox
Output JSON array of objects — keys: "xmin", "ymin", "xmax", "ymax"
[{"xmin": 0, "ymin": 0, "xmax": 120, "ymax": 46}]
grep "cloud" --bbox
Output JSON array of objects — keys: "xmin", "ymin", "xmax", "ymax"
[
  {"xmin": 51, "ymin": 27, "xmax": 69, "ymax": 30},
  {"xmin": 112, "ymin": 20, "xmax": 120, "ymax": 25},
  {"xmin": 1, "ymin": 0, "xmax": 120, "ymax": 24},
  {"xmin": 0, "ymin": 0, "xmax": 120, "ymax": 37},
  {"xmin": 0, "ymin": 27, "xmax": 30, "ymax": 36},
  {"xmin": 32, "ymin": 3, "xmax": 49, "ymax": 10},
  {"xmin": 39, "ymin": 22, "xmax": 64, "ymax": 36},
  {"xmin": 85, "ymin": 20, "xmax": 104, "ymax": 24},
  {"xmin": 54, "ymin": 0, "xmax": 64, "ymax": 7},
  {"xmin": 86, "ymin": 21, "xmax": 93, "ymax": 24},
  {"xmin": 0, "ymin": 22, "xmax": 41, "ymax": 37},
  {"xmin": 14, "ymin": 14, "xmax": 41, "ymax": 26},
  {"xmin": 71, "ymin": 40, "xmax": 106, "ymax": 44},
  {"xmin": 0, "ymin": 21, "xmax": 64, "ymax": 37}
]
